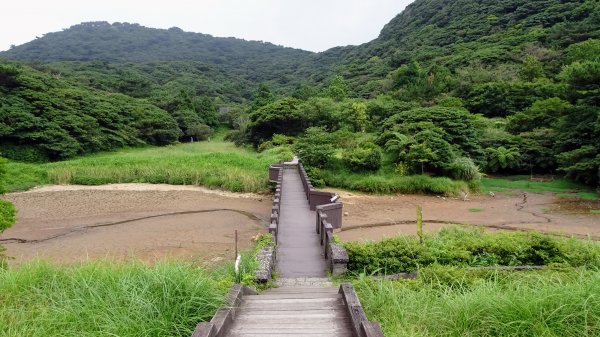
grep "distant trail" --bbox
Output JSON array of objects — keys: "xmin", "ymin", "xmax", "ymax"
[{"xmin": 0, "ymin": 209, "xmax": 266, "ymax": 244}]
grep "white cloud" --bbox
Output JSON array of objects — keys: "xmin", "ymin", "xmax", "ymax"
[{"xmin": 1, "ymin": 0, "xmax": 412, "ymax": 52}]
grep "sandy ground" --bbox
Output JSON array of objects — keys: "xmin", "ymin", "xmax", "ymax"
[
  {"xmin": 1, "ymin": 184, "xmax": 272, "ymax": 265},
  {"xmin": 1, "ymin": 184, "xmax": 598, "ymax": 265}
]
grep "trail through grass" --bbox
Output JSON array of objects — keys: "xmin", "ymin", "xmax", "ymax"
[{"xmin": 5, "ymin": 139, "xmax": 289, "ymax": 193}]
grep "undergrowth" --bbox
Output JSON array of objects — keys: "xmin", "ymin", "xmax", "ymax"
[
  {"xmin": 344, "ymin": 227, "xmax": 600, "ymax": 274},
  {"xmin": 5, "ymin": 140, "xmax": 290, "ymax": 193},
  {"xmin": 354, "ymin": 268, "xmax": 600, "ymax": 337}
]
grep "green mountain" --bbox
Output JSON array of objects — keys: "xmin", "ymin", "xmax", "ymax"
[
  {"xmin": 320, "ymin": 0, "xmax": 600, "ymax": 96},
  {"xmin": 1, "ymin": 0, "xmax": 599, "ymax": 186}
]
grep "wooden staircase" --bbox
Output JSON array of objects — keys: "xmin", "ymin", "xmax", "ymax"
[{"xmin": 224, "ymin": 286, "xmax": 353, "ymax": 337}]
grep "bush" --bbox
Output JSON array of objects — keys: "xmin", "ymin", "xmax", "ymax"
[
  {"xmin": 294, "ymin": 127, "xmax": 335, "ymax": 168},
  {"xmin": 343, "ymin": 142, "xmax": 383, "ymax": 172},
  {"xmin": 186, "ymin": 123, "xmax": 213, "ymax": 141},
  {"xmin": 0, "ymin": 200, "xmax": 15, "ymax": 233},
  {"xmin": 257, "ymin": 140, "xmax": 273, "ymax": 153},
  {"xmin": 447, "ymin": 157, "xmax": 482, "ymax": 181},
  {"xmin": 343, "ymin": 227, "xmax": 600, "ymax": 274}
]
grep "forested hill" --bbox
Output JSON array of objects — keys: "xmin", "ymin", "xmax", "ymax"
[
  {"xmin": 1, "ymin": 21, "xmax": 313, "ymax": 64},
  {"xmin": 319, "ymin": 0, "xmax": 600, "ymax": 96}
]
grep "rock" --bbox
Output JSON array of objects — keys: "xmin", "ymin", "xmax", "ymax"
[{"xmin": 344, "ymin": 212, "xmax": 349, "ymax": 216}]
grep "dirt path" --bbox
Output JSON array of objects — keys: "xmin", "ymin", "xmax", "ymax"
[
  {"xmin": 1, "ymin": 184, "xmax": 272, "ymax": 265},
  {"xmin": 328, "ymin": 189, "xmax": 600, "ymax": 242},
  {"xmin": 1, "ymin": 184, "xmax": 598, "ymax": 265}
]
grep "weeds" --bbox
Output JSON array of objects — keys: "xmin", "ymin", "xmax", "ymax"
[{"xmin": 5, "ymin": 141, "xmax": 289, "ymax": 193}]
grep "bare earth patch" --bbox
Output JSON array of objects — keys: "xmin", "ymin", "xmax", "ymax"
[
  {"xmin": 0, "ymin": 184, "xmax": 271, "ymax": 265},
  {"xmin": 1, "ymin": 184, "xmax": 598, "ymax": 265},
  {"xmin": 328, "ymin": 189, "xmax": 600, "ymax": 242}
]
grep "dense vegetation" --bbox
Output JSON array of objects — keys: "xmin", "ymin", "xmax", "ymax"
[
  {"xmin": 341, "ymin": 227, "xmax": 600, "ymax": 336},
  {"xmin": 4, "ymin": 132, "xmax": 292, "ymax": 194},
  {"xmin": 0, "ymin": 238, "xmax": 265, "ymax": 337},
  {"xmin": 1, "ymin": 0, "xmax": 599, "ymax": 191},
  {"xmin": 343, "ymin": 227, "xmax": 600, "ymax": 274},
  {"xmin": 354, "ymin": 269, "xmax": 600, "ymax": 337}
]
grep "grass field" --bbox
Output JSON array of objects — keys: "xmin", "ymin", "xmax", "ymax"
[
  {"xmin": 482, "ymin": 175, "xmax": 598, "ymax": 200},
  {"xmin": 354, "ymin": 269, "xmax": 600, "ymax": 337},
  {"xmin": 0, "ymin": 242, "xmax": 262, "ymax": 337},
  {"xmin": 5, "ymin": 133, "xmax": 291, "ymax": 193},
  {"xmin": 342, "ymin": 228, "xmax": 600, "ymax": 336},
  {"xmin": 0, "ymin": 261, "xmax": 228, "ymax": 337},
  {"xmin": 321, "ymin": 170, "xmax": 473, "ymax": 196}
]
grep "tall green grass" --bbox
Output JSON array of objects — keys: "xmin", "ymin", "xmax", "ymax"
[
  {"xmin": 0, "ymin": 261, "xmax": 226, "ymax": 337},
  {"xmin": 5, "ymin": 140, "xmax": 290, "ymax": 193},
  {"xmin": 355, "ymin": 269, "xmax": 600, "ymax": 337},
  {"xmin": 322, "ymin": 170, "xmax": 471, "ymax": 195}
]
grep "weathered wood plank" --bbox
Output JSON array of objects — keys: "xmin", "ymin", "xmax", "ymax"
[{"xmin": 248, "ymin": 293, "xmax": 339, "ymax": 299}]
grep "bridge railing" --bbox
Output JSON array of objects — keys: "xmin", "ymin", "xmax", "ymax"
[
  {"xmin": 268, "ymin": 164, "xmax": 284, "ymax": 242},
  {"xmin": 298, "ymin": 161, "xmax": 349, "ymax": 275}
]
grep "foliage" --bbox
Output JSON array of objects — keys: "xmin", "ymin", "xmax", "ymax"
[
  {"xmin": 343, "ymin": 142, "xmax": 382, "ymax": 172},
  {"xmin": 485, "ymin": 146, "xmax": 522, "ymax": 173},
  {"xmin": 0, "ymin": 260, "xmax": 235, "ymax": 336},
  {"xmin": 447, "ymin": 157, "xmax": 482, "ymax": 182},
  {"xmin": 321, "ymin": 171, "xmax": 468, "ymax": 195},
  {"xmin": 294, "ymin": 127, "xmax": 336, "ymax": 168},
  {"xmin": 354, "ymin": 270, "xmax": 600, "ymax": 337},
  {"xmin": 4, "ymin": 139, "xmax": 290, "ymax": 193},
  {"xmin": 0, "ymin": 61, "xmax": 181, "ymax": 161},
  {"xmin": 343, "ymin": 227, "xmax": 600, "ymax": 274}
]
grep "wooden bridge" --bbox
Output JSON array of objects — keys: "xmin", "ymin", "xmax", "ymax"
[{"xmin": 192, "ymin": 161, "xmax": 383, "ymax": 337}]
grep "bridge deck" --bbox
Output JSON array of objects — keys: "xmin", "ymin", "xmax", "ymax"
[
  {"xmin": 276, "ymin": 166, "xmax": 327, "ymax": 277},
  {"xmin": 224, "ymin": 286, "xmax": 353, "ymax": 337}
]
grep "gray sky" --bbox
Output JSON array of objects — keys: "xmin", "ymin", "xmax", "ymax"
[{"xmin": 2, "ymin": 0, "xmax": 412, "ymax": 53}]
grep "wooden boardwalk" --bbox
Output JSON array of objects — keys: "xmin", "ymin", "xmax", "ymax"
[
  {"xmin": 276, "ymin": 166, "xmax": 327, "ymax": 277},
  {"xmin": 192, "ymin": 164, "xmax": 383, "ymax": 337},
  {"xmin": 224, "ymin": 286, "xmax": 353, "ymax": 337}
]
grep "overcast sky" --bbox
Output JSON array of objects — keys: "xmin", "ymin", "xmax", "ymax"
[{"xmin": 1, "ymin": 0, "xmax": 413, "ymax": 53}]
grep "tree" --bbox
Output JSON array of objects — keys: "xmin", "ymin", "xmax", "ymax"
[
  {"xmin": 326, "ymin": 75, "xmax": 348, "ymax": 102},
  {"xmin": 349, "ymin": 101, "xmax": 368, "ymax": 132},
  {"xmin": 485, "ymin": 146, "xmax": 522, "ymax": 173},
  {"xmin": 519, "ymin": 55, "xmax": 544, "ymax": 81},
  {"xmin": 343, "ymin": 142, "xmax": 382, "ymax": 172},
  {"xmin": 248, "ymin": 97, "xmax": 309, "ymax": 146},
  {"xmin": 294, "ymin": 127, "xmax": 336, "ymax": 168},
  {"xmin": 186, "ymin": 124, "xmax": 213, "ymax": 141}
]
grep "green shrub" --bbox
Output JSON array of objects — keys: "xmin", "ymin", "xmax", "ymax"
[
  {"xmin": 0, "ymin": 200, "xmax": 15, "ymax": 233},
  {"xmin": 343, "ymin": 227, "xmax": 600, "ymax": 274},
  {"xmin": 447, "ymin": 157, "xmax": 482, "ymax": 181},
  {"xmin": 343, "ymin": 142, "xmax": 383, "ymax": 172},
  {"xmin": 257, "ymin": 140, "xmax": 274, "ymax": 152},
  {"xmin": 294, "ymin": 127, "xmax": 335, "ymax": 168}
]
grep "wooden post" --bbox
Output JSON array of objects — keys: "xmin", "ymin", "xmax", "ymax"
[
  {"xmin": 416, "ymin": 205, "xmax": 423, "ymax": 244},
  {"xmin": 235, "ymin": 230, "xmax": 238, "ymax": 259}
]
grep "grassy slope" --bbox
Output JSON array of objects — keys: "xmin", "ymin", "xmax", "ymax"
[{"xmin": 6, "ymin": 135, "xmax": 287, "ymax": 194}]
